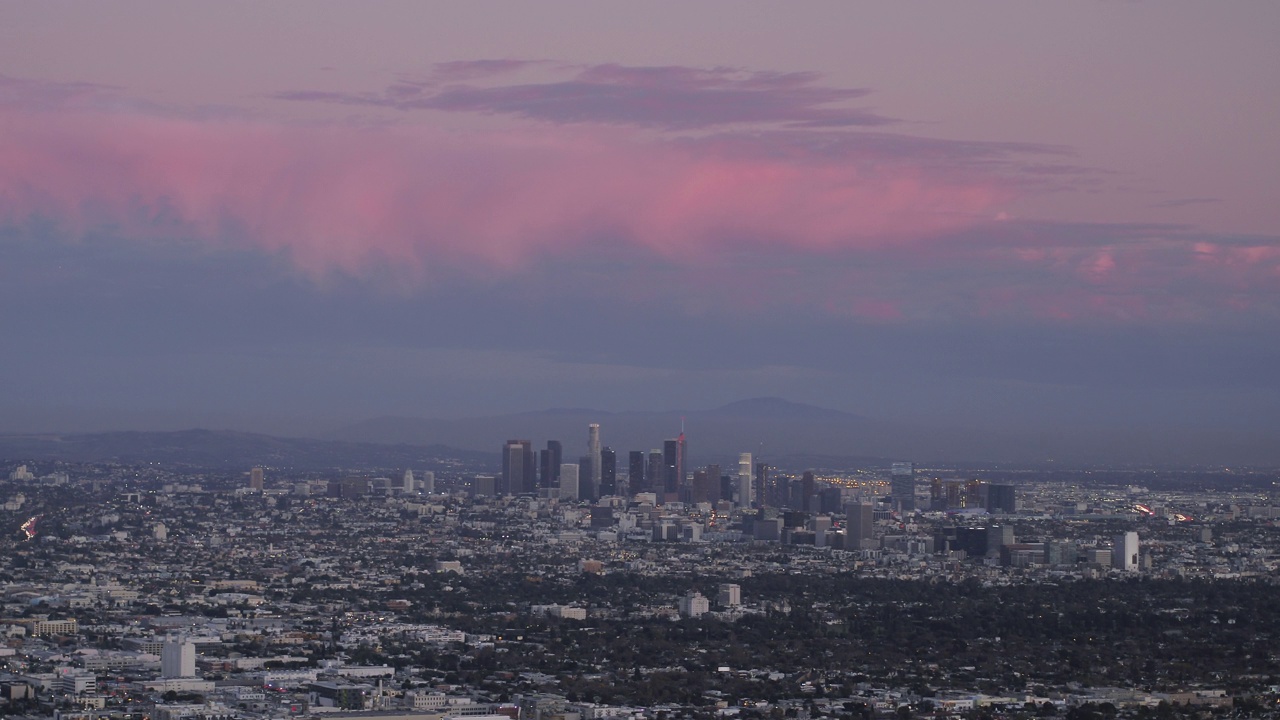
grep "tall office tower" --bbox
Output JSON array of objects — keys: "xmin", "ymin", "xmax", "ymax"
[
  {"xmin": 941, "ymin": 526, "xmax": 993, "ymax": 558},
  {"xmin": 599, "ymin": 447, "xmax": 617, "ymax": 497},
  {"xmin": 576, "ymin": 453, "xmax": 599, "ymax": 499},
  {"xmin": 704, "ymin": 463, "xmax": 721, "ymax": 501},
  {"xmin": 502, "ymin": 440, "xmax": 535, "ymax": 496},
  {"xmin": 402, "ymin": 469, "xmax": 415, "ymax": 494},
  {"xmin": 540, "ymin": 440, "xmax": 563, "ymax": 490},
  {"xmin": 801, "ymin": 471, "xmax": 816, "ymax": 512},
  {"xmin": 628, "ymin": 451, "xmax": 647, "ymax": 497},
  {"xmin": 945, "ymin": 480, "xmax": 964, "ymax": 510},
  {"xmin": 736, "ymin": 453, "xmax": 753, "ymax": 508},
  {"xmin": 717, "ymin": 583, "xmax": 742, "ymax": 607},
  {"xmin": 523, "ymin": 444, "xmax": 537, "ymax": 492},
  {"xmin": 500, "ymin": 441, "xmax": 516, "ymax": 495},
  {"xmin": 1113, "ymin": 531, "xmax": 1139, "ymax": 571},
  {"xmin": 773, "ymin": 473, "xmax": 789, "ymax": 508},
  {"xmin": 985, "ymin": 483, "xmax": 1017, "ymax": 514},
  {"xmin": 473, "ymin": 475, "xmax": 496, "ymax": 497},
  {"xmin": 819, "ymin": 487, "xmax": 844, "ymax": 514},
  {"xmin": 890, "ymin": 462, "xmax": 916, "ymax": 512},
  {"xmin": 754, "ymin": 462, "xmax": 768, "ymax": 506},
  {"xmin": 691, "ymin": 469, "xmax": 712, "ymax": 504},
  {"xmin": 249, "ymin": 467, "xmax": 264, "ymax": 492},
  {"xmin": 987, "ymin": 525, "xmax": 1015, "ymax": 557},
  {"xmin": 678, "ymin": 431, "xmax": 686, "ymax": 490},
  {"xmin": 671, "ymin": 431, "xmax": 687, "ymax": 498},
  {"xmin": 421, "ymin": 471, "xmax": 435, "ymax": 494},
  {"xmin": 559, "ymin": 464, "xmax": 580, "ymax": 502},
  {"xmin": 647, "ymin": 450, "xmax": 663, "ymax": 499},
  {"xmin": 964, "ymin": 479, "xmax": 983, "ymax": 508},
  {"xmin": 846, "ymin": 501, "xmax": 874, "ymax": 544},
  {"xmin": 929, "ymin": 476, "xmax": 944, "ymax": 510},
  {"xmin": 161, "ymin": 638, "xmax": 196, "ymax": 678},
  {"xmin": 587, "ymin": 423, "xmax": 602, "ymax": 491},
  {"xmin": 663, "ymin": 438, "xmax": 683, "ymax": 499}
]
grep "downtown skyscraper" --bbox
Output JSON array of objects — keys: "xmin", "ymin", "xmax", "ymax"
[
  {"xmin": 891, "ymin": 462, "xmax": 916, "ymax": 512},
  {"xmin": 600, "ymin": 447, "xmax": 617, "ymax": 497},
  {"xmin": 628, "ymin": 450, "xmax": 647, "ymax": 496},
  {"xmin": 502, "ymin": 440, "xmax": 535, "ymax": 496},
  {"xmin": 587, "ymin": 423, "xmax": 602, "ymax": 494},
  {"xmin": 737, "ymin": 452, "xmax": 753, "ymax": 508},
  {"xmin": 662, "ymin": 435, "xmax": 685, "ymax": 501},
  {"xmin": 540, "ymin": 440, "xmax": 562, "ymax": 491}
]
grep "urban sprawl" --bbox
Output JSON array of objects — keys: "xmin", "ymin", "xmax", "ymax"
[{"xmin": 3, "ymin": 423, "xmax": 1280, "ymax": 720}]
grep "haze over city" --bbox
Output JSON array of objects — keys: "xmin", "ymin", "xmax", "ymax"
[{"xmin": 1, "ymin": 3, "xmax": 1279, "ymax": 465}]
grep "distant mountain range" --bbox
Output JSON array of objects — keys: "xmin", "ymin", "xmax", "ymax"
[
  {"xmin": 1, "ymin": 397, "xmax": 1275, "ymax": 469},
  {"xmin": 322, "ymin": 397, "xmax": 1280, "ymax": 468},
  {"xmin": 325, "ymin": 397, "xmax": 928, "ymax": 467}
]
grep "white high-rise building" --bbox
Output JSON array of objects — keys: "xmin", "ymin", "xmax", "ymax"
[
  {"xmin": 402, "ymin": 470, "xmax": 415, "ymax": 494},
  {"xmin": 559, "ymin": 464, "xmax": 580, "ymax": 502},
  {"xmin": 1113, "ymin": 531, "xmax": 1139, "ymax": 572},
  {"xmin": 736, "ymin": 453, "xmax": 753, "ymax": 508},
  {"xmin": 587, "ymin": 424, "xmax": 602, "ymax": 489},
  {"xmin": 678, "ymin": 591, "xmax": 709, "ymax": 618},
  {"xmin": 421, "ymin": 471, "xmax": 435, "ymax": 494},
  {"xmin": 717, "ymin": 583, "xmax": 741, "ymax": 607},
  {"xmin": 162, "ymin": 638, "xmax": 196, "ymax": 678}
]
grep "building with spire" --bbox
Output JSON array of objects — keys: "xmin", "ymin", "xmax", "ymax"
[{"xmin": 663, "ymin": 437, "xmax": 684, "ymax": 502}]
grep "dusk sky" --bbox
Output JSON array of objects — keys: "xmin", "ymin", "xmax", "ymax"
[{"xmin": 2, "ymin": 3, "xmax": 1279, "ymax": 461}]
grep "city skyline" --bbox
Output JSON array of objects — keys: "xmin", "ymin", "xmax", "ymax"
[
  {"xmin": 4, "ymin": 449, "xmax": 1264, "ymax": 713},
  {"xmin": 1, "ymin": 3, "xmax": 1278, "ymax": 466}
]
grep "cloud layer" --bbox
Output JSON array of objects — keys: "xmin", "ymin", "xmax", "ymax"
[
  {"xmin": 0, "ymin": 84, "xmax": 1007, "ymax": 283},
  {"xmin": 277, "ymin": 62, "xmax": 895, "ymax": 129},
  {"xmin": 1, "ymin": 64, "xmax": 1278, "ymax": 325}
]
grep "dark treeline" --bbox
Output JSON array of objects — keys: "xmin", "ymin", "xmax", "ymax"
[{"xmin": 303, "ymin": 574, "xmax": 1280, "ymax": 700}]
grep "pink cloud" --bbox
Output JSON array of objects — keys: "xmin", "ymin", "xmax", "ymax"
[
  {"xmin": 962, "ymin": 234, "xmax": 1280, "ymax": 322},
  {"xmin": 3, "ymin": 75, "xmax": 1277, "ymax": 326},
  {"xmin": 0, "ymin": 106, "xmax": 1005, "ymax": 281},
  {"xmin": 1080, "ymin": 249, "xmax": 1117, "ymax": 282}
]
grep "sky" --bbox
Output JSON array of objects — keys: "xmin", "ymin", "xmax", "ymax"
[{"xmin": 1, "ymin": 2, "xmax": 1279, "ymax": 463}]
